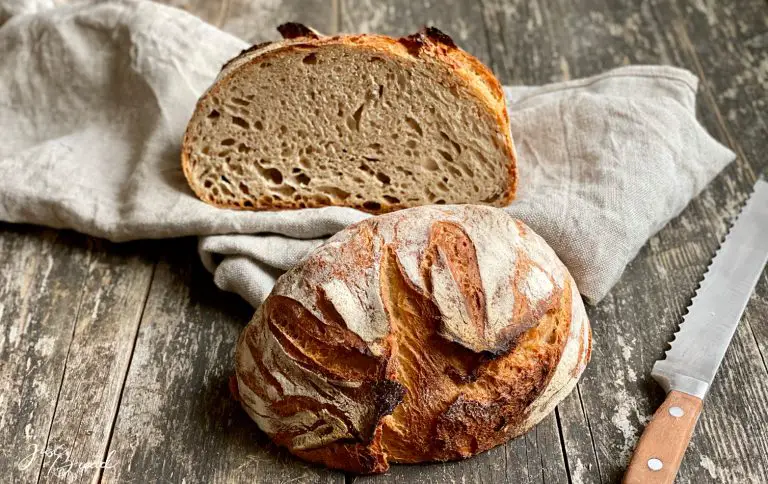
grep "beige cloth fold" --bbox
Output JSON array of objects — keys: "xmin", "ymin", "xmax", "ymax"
[{"xmin": 0, "ymin": 0, "xmax": 735, "ymax": 305}]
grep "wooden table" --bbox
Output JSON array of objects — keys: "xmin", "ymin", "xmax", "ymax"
[{"xmin": 1, "ymin": 0, "xmax": 766, "ymax": 482}]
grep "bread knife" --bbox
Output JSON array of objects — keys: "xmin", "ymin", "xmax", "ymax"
[{"xmin": 624, "ymin": 178, "xmax": 768, "ymax": 484}]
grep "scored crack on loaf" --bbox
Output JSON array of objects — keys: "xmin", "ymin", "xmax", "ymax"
[
  {"xmin": 182, "ymin": 25, "xmax": 517, "ymax": 213},
  {"xmin": 234, "ymin": 205, "xmax": 591, "ymax": 473}
]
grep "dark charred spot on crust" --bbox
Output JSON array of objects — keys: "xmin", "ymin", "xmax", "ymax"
[
  {"xmin": 423, "ymin": 27, "xmax": 457, "ymax": 48},
  {"xmin": 369, "ymin": 380, "xmax": 406, "ymax": 436},
  {"xmin": 221, "ymin": 41, "xmax": 274, "ymax": 70},
  {"xmin": 277, "ymin": 22, "xmax": 321, "ymax": 40},
  {"xmin": 399, "ymin": 26, "xmax": 458, "ymax": 56},
  {"xmin": 443, "ymin": 350, "xmax": 497, "ymax": 384}
]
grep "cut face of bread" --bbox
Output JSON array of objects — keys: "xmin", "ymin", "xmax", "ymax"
[{"xmin": 182, "ymin": 27, "xmax": 517, "ymax": 213}]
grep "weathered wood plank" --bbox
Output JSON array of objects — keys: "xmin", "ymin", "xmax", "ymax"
[
  {"xmin": 36, "ymin": 240, "xmax": 155, "ymax": 483},
  {"xmin": 0, "ymin": 226, "xmax": 92, "ymax": 482},
  {"xmin": 101, "ymin": 240, "xmax": 343, "ymax": 483}
]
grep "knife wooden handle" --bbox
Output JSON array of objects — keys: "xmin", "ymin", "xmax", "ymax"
[{"xmin": 623, "ymin": 390, "xmax": 703, "ymax": 484}]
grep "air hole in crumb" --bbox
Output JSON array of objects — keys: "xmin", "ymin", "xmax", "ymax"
[
  {"xmin": 435, "ymin": 199, "xmax": 446, "ymax": 205},
  {"xmin": 292, "ymin": 168, "xmax": 302, "ymax": 173},
  {"xmin": 349, "ymin": 104, "xmax": 364, "ymax": 131},
  {"xmin": 420, "ymin": 159, "xmax": 439, "ymax": 171},
  {"xmin": 275, "ymin": 185, "xmax": 296, "ymax": 196},
  {"xmin": 312, "ymin": 194, "xmax": 332, "ymax": 205},
  {"xmin": 441, "ymin": 131, "xmax": 462, "ymax": 153},
  {"xmin": 232, "ymin": 116, "xmax": 249, "ymax": 129},
  {"xmin": 239, "ymin": 182, "xmax": 250, "ymax": 195},
  {"xmin": 319, "ymin": 186, "xmax": 351, "ymax": 200},
  {"xmin": 437, "ymin": 181, "xmax": 449, "ymax": 192},
  {"xmin": 369, "ymin": 143, "xmax": 382, "ymax": 152},
  {"xmin": 378, "ymin": 84, "xmax": 385, "ymax": 97},
  {"xmin": 448, "ymin": 166, "xmax": 462, "ymax": 178},
  {"xmin": 244, "ymin": 200, "xmax": 254, "ymax": 207},
  {"xmin": 376, "ymin": 172, "xmax": 391, "ymax": 185},
  {"xmin": 459, "ymin": 162, "xmax": 475, "ymax": 177},
  {"xmin": 204, "ymin": 180, "xmax": 213, "ymax": 188},
  {"xmin": 231, "ymin": 97, "xmax": 250, "ymax": 107},
  {"xmin": 255, "ymin": 120, "xmax": 264, "ymax": 130},
  {"xmin": 279, "ymin": 125, "xmax": 288, "ymax": 135},
  {"xmin": 391, "ymin": 133, "xmax": 399, "ymax": 140},
  {"xmin": 406, "ymin": 139, "xmax": 417, "ymax": 149},
  {"xmin": 221, "ymin": 175, "xmax": 232, "ymax": 185},
  {"xmin": 358, "ymin": 163, "xmax": 375, "ymax": 175},
  {"xmin": 299, "ymin": 157, "xmax": 312, "ymax": 169},
  {"xmin": 207, "ymin": 109, "xmax": 220, "ymax": 119},
  {"xmin": 363, "ymin": 201, "xmax": 381, "ymax": 211},
  {"xmin": 260, "ymin": 62, "xmax": 272, "ymax": 68},
  {"xmin": 383, "ymin": 195, "xmax": 400, "ymax": 204},
  {"xmin": 370, "ymin": 56, "xmax": 385, "ymax": 63},
  {"xmin": 295, "ymin": 173, "xmax": 311, "ymax": 185},
  {"xmin": 221, "ymin": 138, "xmax": 235, "ymax": 146},
  {"xmin": 405, "ymin": 117, "xmax": 423, "ymax": 136},
  {"xmin": 201, "ymin": 146, "xmax": 211, "ymax": 155},
  {"xmin": 237, "ymin": 143, "xmax": 250, "ymax": 153},
  {"xmin": 303, "ymin": 53, "xmax": 318, "ymax": 64},
  {"xmin": 261, "ymin": 167, "xmax": 283, "ymax": 184},
  {"xmin": 438, "ymin": 150, "xmax": 454, "ymax": 162},
  {"xmin": 212, "ymin": 187, "xmax": 220, "ymax": 196}
]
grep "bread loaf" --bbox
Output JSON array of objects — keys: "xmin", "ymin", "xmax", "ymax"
[
  {"xmin": 182, "ymin": 25, "xmax": 517, "ymax": 213},
  {"xmin": 234, "ymin": 205, "xmax": 591, "ymax": 473}
]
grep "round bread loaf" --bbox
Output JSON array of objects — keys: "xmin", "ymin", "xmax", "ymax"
[{"xmin": 234, "ymin": 205, "xmax": 591, "ymax": 473}]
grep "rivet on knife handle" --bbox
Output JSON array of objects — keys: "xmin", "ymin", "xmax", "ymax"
[{"xmin": 623, "ymin": 391, "xmax": 702, "ymax": 484}]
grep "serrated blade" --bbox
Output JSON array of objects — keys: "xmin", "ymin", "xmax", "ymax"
[{"xmin": 652, "ymin": 180, "xmax": 768, "ymax": 399}]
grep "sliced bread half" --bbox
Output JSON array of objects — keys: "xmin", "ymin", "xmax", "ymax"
[{"xmin": 182, "ymin": 25, "xmax": 517, "ymax": 213}]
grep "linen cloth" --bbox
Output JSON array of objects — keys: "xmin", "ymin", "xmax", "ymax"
[{"xmin": 0, "ymin": 0, "xmax": 735, "ymax": 305}]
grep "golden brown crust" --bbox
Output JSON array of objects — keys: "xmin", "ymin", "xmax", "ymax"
[
  {"xmin": 181, "ymin": 25, "xmax": 517, "ymax": 213},
  {"xmin": 234, "ymin": 206, "xmax": 588, "ymax": 473}
]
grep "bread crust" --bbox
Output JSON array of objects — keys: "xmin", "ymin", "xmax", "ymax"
[
  {"xmin": 235, "ymin": 206, "xmax": 590, "ymax": 473},
  {"xmin": 182, "ymin": 25, "xmax": 517, "ymax": 213}
]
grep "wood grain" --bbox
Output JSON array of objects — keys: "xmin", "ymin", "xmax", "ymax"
[
  {"xmin": 101, "ymin": 240, "xmax": 343, "ymax": 483},
  {"xmin": 0, "ymin": 226, "xmax": 91, "ymax": 482},
  {"xmin": 624, "ymin": 390, "xmax": 703, "ymax": 484},
  {"xmin": 37, "ymin": 240, "xmax": 155, "ymax": 483}
]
